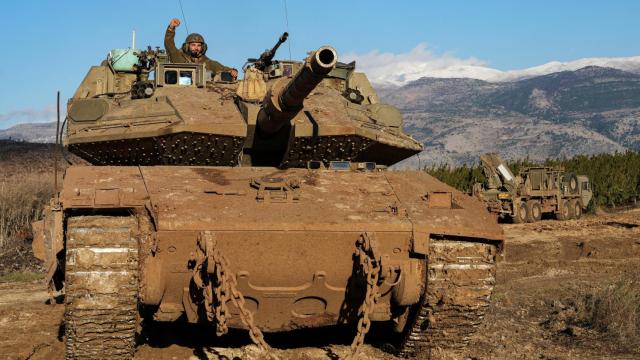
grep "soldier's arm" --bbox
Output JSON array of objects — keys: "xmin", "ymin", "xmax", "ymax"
[
  {"xmin": 164, "ymin": 24, "xmax": 182, "ymax": 62},
  {"xmin": 205, "ymin": 58, "xmax": 231, "ymax": 74}
]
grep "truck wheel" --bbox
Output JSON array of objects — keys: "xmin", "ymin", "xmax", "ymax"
[
  {"xmin": 65, "ymin": 216, "xmax": 140, "ymax": 360},
  {"xmin": 556, "ymin": 200, "xmax": 570, "ymax": 220},
  {"xmin": 513, "ymin": 202, "xmax": 527, "ymax": 223},
  {"xmin": 564, "ymin": 173, "xmax": 579, "ymax": 194},
  {"xmin": 569, "ymin": 199, "xmax": 582, "ymax": 219},
  {"xmin": 527, "ymin": 200, "xmax": 542, "ymax": 222}
]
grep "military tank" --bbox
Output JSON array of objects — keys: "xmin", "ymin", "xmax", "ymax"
[{"xmin": 32, "ymin": 33, "xmax": 503, "ymax": 359}]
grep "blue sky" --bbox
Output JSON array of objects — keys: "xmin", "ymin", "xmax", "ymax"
[{"xmin": 1, "ymin": 0, "xmax": 640, "ymax": 128}]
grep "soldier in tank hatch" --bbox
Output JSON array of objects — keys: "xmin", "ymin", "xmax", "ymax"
[{"xmin": 165, "ymin": 18, "xmax": 238, "ymax": 79}]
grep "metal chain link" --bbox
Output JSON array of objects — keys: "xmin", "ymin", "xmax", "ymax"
[
  {"xmin": 212, "ymin": 250, "xmax": 229, "ymax": 336},
  {"xmin": 211, "ymin": 249, "xmax": 278, "ymax": 358},
  {"xmin": 348, "ymin": 234, "xmax": 381, "ymax": 359},
  {"xmin": 192, "ymin": 241, "xmax": 277, "ymax": 358}
]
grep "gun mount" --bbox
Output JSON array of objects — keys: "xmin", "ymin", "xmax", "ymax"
[
  {"xmin": 257, "ymin": 46, "xmax": 337, "ymax": 135},
  {"xmin": 248, "ymin": 32, "xmax": 289, "ymax": 71}
]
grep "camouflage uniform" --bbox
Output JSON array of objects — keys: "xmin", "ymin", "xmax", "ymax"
[{"xmin": 164, "ymin": 27, "xmax": 230, "ymax": 74}]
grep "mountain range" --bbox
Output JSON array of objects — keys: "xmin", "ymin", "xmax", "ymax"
[
  {"xmin": 360, "ymin": 52, "xmax": 640, "ymax": 85},
  {"xmin": 0, "ymin": 122, "xmax": 58, "ymax": 143},
  {"xmin": 377, "ymin": 65, "xmax": 640, "ymax": 167}
]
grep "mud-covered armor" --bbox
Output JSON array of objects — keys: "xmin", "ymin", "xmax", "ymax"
[{"xmin": 32, "ymin": 32, "xmax": 503, "ymax": 359}]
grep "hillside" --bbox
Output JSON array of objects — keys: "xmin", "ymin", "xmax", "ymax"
[
  {"xmin": 379, "ymin": 66, "xmax": 640, "ymax": 167},
  {"xmin": 0, "ymin": 122, "xmax": 57, "ymax": 143}
]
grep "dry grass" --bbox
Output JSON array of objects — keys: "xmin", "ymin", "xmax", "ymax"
[
  {"xmin": 576, "ymin": 274, "xmax": 640, "ymax": 349},
  {"xmin": 0, "ymin": 140, "xmax": 60, "ymax": 249},
  {"xmin": 0, "ymin": 270, "xmax": 45, "ymax": 283},
  {"xmin": 543, "ymin": 274, "xmax": 640, "ymax": 353},
  {"xmin": 0, "ymin": 173, "xmax": 54, "ymax": 248}
]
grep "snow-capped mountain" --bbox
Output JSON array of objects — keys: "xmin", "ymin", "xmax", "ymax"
[
  {"xmin": 343, "ymin": 44, "xmax": 640, "ymax": 85},
  {"xmin": 377, "ymin": 66, "xmax": 640, "ymax": 167}
]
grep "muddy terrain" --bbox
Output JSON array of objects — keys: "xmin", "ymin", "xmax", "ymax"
[{"xmin": 1, "ymin": 210, "xmax": 639, "ymax": 359}]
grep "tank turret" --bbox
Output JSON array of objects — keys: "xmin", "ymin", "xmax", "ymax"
[
  {"xmin": 64, "ymin": 35, "xmax": 422, "ymax": 168},
  {"xmin": 257, "ymin": 46, "xmax": 337, "ymax": 135}
]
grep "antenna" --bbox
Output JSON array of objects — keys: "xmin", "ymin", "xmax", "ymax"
[
  {"xmin": 283, "ymin": 0, "xmax": 291, "ymax": 60},
  {"xmin": 178, "ymin": 0, "xmax": 190, "ymax": 33},
  {"xmin": 54, "ymin": 91, "xmax": 60, "ymax": 204}
]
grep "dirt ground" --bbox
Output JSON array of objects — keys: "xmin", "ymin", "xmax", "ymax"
[{"xmin": 1, "ymin": 209, "xmax": 639, "ymax": 360}]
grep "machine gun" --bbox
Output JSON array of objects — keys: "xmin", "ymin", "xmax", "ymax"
[
  {"xmin": 129, "ymin": 46, "xmax": 167, "ymax": 99},
  {"xmin": 134, "ymin": 47, "xmax": 165, "ymax": 72},
  {"xmin": 246, "ymin": 32, "xmax": 289, "ymax": 71}
]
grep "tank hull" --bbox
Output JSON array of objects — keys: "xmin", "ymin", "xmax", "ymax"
[{"xmin": 35, "ymin": 165, "xmax": 502, "ymax": 335}]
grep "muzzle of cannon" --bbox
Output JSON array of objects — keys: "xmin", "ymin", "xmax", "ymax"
[{"xmin": 257, "ymin": 46, "xmax": 337, "ymax": 135}]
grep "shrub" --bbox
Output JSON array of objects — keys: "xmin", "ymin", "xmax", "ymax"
[
  {"xmin": 580, "ymin": 274, "xmax": 640, "ymax": 347},
  {"xmin": 0, "ymin": 173, "xmax": 54, "ymax": 248}
]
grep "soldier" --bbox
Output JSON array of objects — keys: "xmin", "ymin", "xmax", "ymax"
[{"xmin": 165, "ymin": 18, "xmax": 238, "ymax": 79}]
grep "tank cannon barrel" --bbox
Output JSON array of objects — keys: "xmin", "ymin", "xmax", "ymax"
[{"xmin": 257, "ymin": 46, "xmax": 337, "ymax": 135}]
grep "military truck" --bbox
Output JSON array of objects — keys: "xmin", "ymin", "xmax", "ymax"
[
  {"xmin": 32, "ymin": 34, "xmax": 503, "ymax": 359},
  {"xmin": 473, "ymin": 153, "xmax": 592, "ymax": 223}
]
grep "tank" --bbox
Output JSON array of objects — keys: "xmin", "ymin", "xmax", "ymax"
[{"xmin": 32, "ymin": 33, "xmax": 503, "ymax": 359}]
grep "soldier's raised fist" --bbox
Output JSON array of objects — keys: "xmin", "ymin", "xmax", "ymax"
[{"xmin": 169, "ymin": 18, "xmax": 181, "ymax": 29}]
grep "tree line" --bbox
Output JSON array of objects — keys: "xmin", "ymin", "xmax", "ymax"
[{"xmin": 425, "ymin": 151, "xmax": 640, "ymax": 210}]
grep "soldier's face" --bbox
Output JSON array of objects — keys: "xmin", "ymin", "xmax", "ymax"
[{"xmin": 188, "ymin": 42, "xmax": 203, "ymax": 55}]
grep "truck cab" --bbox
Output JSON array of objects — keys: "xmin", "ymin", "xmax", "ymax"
[{"xmin": 577, "ymin": 175, "xmax": 593, "ymax": 208}]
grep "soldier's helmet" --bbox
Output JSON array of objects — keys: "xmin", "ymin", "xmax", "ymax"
[{"xmin": 181, "ymin": 33, "xmax": 208, "ymax": 56}]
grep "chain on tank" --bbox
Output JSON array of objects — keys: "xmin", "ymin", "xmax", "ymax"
[
  {"xmin": 348, "ymin": 232, "xmax": 382, "ymax": 359},
  {"xmin": 193, "ymin": 239, "xmax": 277, "ymax": 358}
]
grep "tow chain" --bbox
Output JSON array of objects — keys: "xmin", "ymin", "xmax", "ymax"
[
  {"xmin": 194, "ymin": 236, "xmax": 276, "ymax": 358},
  {"xmin": 348, "ymin": 232, "xmax": 382, "ymax": 359},
  {"xmin": 195, "ymin": 233, "xmax": 382, "ymax": 359}
]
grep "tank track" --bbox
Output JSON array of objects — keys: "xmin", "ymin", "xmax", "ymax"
[
  {"xmin": 398, "ymin": 239, "xmax": 498, "ymax": 358},
  {"xmin": 64, "ymin": 216, "xmax": 139, "ymax": 360}
]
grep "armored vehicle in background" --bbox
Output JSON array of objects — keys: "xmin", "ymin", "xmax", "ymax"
[
  {"xmin": 473, "ymin": 153, "xmax": 592, "ymax": 223},
  {"xmin": 32, "ymin": 33, "xmax": 503, "ymax": 359}
]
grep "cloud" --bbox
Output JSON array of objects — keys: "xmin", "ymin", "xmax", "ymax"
[
  {"xmin": 343, "ymin": 43, "xmax": 640, "ymax": 85},
  {"xmin": 342, "ymin": 43, "xmax": 502, "ymax": 85},
  {"xmin": 0, "ymin": 105, "xmax": 65, "ymax": 130}
]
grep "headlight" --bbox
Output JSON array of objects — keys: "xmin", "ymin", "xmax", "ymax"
[{"xmin": 498, "ymin": 192, "xmax": 511, "ymax": 199}]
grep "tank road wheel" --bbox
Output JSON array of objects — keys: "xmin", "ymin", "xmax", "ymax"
[
  {"xmin": 64, "ymin": 216, "xmax": 140, "ymax": 360},
  {"xmin": 526, "ymin": 200, "xmax": 542, "ymax": 222},
  {"xmin": 556, "ymin": 200, "xmax": 571, "ymax": 220},
  {"xmin": 398, "ymin": 239, "xmax": 498, "ymax": 358},
  {"xmin": 569, "ymin": 199, "xmax": 582, "ymax": 219},
  {"xmin": 512, "ymin": 201, "xmax": 528, "ymax": 223}
]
